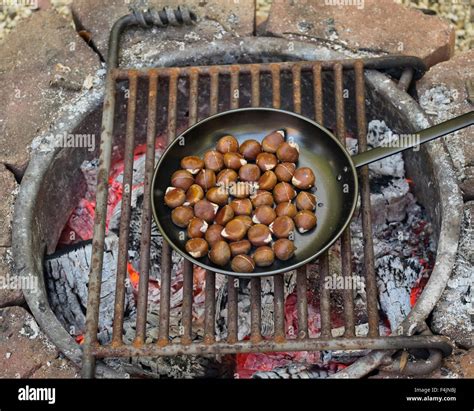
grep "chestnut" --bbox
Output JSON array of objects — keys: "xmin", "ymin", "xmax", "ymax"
[
  {"xmin": 231, "ymin": 254, "xmax": 255, "ymax": 273},
  {"xmin": 171, "ymin": 169, "xmax": 194, "ymax": 191},
  {"xmin": 269, "ymin": 216, "xmax": 295, "ymax": 238},
  {"xmin": 234, "ymin": 215, "xmax": 253, "ymax": 230},
  {"xmin": 258, "ymin": 170, "xmax": 277, "ymax": 191},
  {"xmin": 274, "ymin": 162, "xmax": 296, "ymax": 182},
  {"xmin": 171, "ymin": 206, "xmax": 194, "ymax": 228},
  {"xmin": 292, "ymin": 167, "xmax": 316, "ymax": 190},
  {"xmin": 256, "ymin": 152, "xmax": 278, "ymax": 171},
  {"xmin": 230, "ymin": 198, "xmax": 253, "ymax": 216},
  {"xmin": 239, "ymin": 139, "xmax": 262, "ymax": 161},
  {"xmin": 250, "ymin": 190, "xmax": 274, "ymax": 208},
  {"xmin": 252, "ymin": 205, "xmax": 276, "ymax": 225},
  {"xmin": 164, "ymin": 187, "xmax": 185, "ymax": 208},
  {"xmin": 239, "ymin": 164, "xmax": 261, "ymax": 182},
  {"xmin": 209, "ymin": 240, "xmax": 231, "ymax": 266},
  {"xmin": 195, "ymin": 169, "xmax": 216, "ymax": 191},
  {"xmin": 187, "ymin": 217, "xmax": 208, "ymax": 238},
  {"xmin": 276, "ymin": 141, "xmax": 299, "ymax": 163},
  {"xmin": 273, "ymin": 239, "xmax": 296, "ymax": 261},
  {"xmin": 206, "ymin": 186, "xmax": 229, "ymax": 206},
  {"xmin": 262, "ymin": 130, "xmax": 285, "ymax": 153},
  {"xmin": 184, "ymin": 184, "xmax": 204, "ymax": 206},
  {"xmin": 229, "ymin": 239, "xmax": 252, "ymax": 256},
  {"xmin": 229, "ymin": 181, "xmax": 258, "ymax": 199},
  {"xmin": 205, "ymin": 224, "xmax": 224, "ymax": 246},
  {"xmin": 223, "ymin": 152, "xmax": 247, "ymax": 170},
  {"xmin": 296, "ymin": 191, "xmax": 316, "ymax": 211},
  {"xmin": 203, "ymin": 150, "xmax": 224, "ymax": 172},
  {"xmin": 185, "ymin": 238, "xmax": 209, "ymax": 258},
  {"xmin": 253, "ymin": 246, "xmax": 275, "ymax": 267},
  {"xmin": 216, "ymin": 135, "xmax": 239, "ymax": 153},
  {"xmin": 216, "ymin": 168, "xmax": 238, "ymax": 187},
  {"xmin": 215, "ymin": 204, "xmax": 234, "ymax": 226},
  {"xmin": 180, "ymin": 156, "xmax": 204, "ymax": 174},
  {"xmin": 275, "ymin": 201, "xmax": 297, "ymax": 218},
  {"xmin": 273, "ymin": 182, "xmax": 296, "ymax": 203},
  {"xmin": 194, "ymin": 199, "xmax": 219, "ymax": 223},
  {"xmin": 248, "ymin": 224, "xmax": 272, "ymax": 247},
  {"xmin": 221, "ymin": 218, "xmax": 248, "ymax": 242},
  {"xmin": 294, "ymin": 210, "xmax": 317, "ymax": 233}
]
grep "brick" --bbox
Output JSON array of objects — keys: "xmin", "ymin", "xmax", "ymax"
[
  {"xmin": 0, "ymin": 248, "xmax": 24, "ymax": 308},
  {"xmin": 265, "ymin": 0, "xmax": 455, "ymax": 68}
]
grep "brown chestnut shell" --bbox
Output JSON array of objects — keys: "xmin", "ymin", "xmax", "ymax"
[
  {"xmin": 194, "ymin": 199, "xmax": 219, "ymax": 223},
  {"xmin": 187, "ymin": 217, "xmax": 208, "ymax": 238},
  {"xmin": 250, "ymin": 190, "xmax": 274, "ymax": 208},
  {"xmin": 253, "ymin": 246, "xmax": 275, "ymax": 267},
  {"xmin": 203, "ymin": 150, "xmax": 224, "ymax": 172},
  {"xmin": 195, "ymin": 169, "xmax": 216, "ymax": 191},
  {"xmin": 252, "ymin": 205, "xmax": 276, "ymax": 226},
  {"xmin": 231, "ymin": 254, "xmax": 255, "ymax": 273},
  {"xmin": 262, "ymin": 130, "xmax": 285, "ymax": 153},
  {"xmin": 216, "ymin": 135, "xmax": 239, "ymax": 153},
  {"xmin": 230, "ymin": 198, "xmax": 253, "ymax": 216},
  {"xmin": 292, "ymin": 167, "xmax": 316, "ymax": 190},
  {"xmin": 223, "ymin": 152, "xmax": 247, "ymax": 170},
  {"xmin": 229, "ymin": 240, "xmax": 252, "ymax": 257},
  {"xmin": 248, "ymin": 224, "xmax": 273, "ymax": 247},
  {"xmin": 184, "ymin": 184, "xmax": 205, "ymax": 206},
  {"xmin": 273, "ymin": 239, "xmax": 296, "ymax": 261},
  {"xmin": 205, "ymin": 224, "xmax": 224, "ymax": 246},
  {"xmin": 274, "ymin": 162, "xmax": 296, "ymax": 182},
  {"xmin": 258, "ymin": 170, "xmax": 278, "ymax": 191},
  {"xmin": 171, "ymin": 170, "xmax": 194, "ymax": 191},
  {"xmin": 294, "ymin": 210, "xmax": 317, "ymax": 233},
  {"xmin": 295, "ymin": 191, "xmax": 317, "ymax": 211},
  {"xmin": 276, "ymin": 141, "xmax": 299, "ymax": 163},
  {"xmin": 215, "ymin": 204, "xmax": 234, "ymax": 226},
  {"xmin": 275, "ymin": 201, "xmax": 298, "ymax": 218},
  {"xmin": 206, "ymin": 186, "xmax": 229, "ymax": 206},
  {"xmin": 164, "ymin": 187, "xmax": 186, "ymax": 208},
  {"xmin": 273, "ymin": 182, "xmax": 297, "ymax": 203},
  {"xmin": 180, "ymin": 156, "xmax": 204, "ymax": 174},
  {"xmin": 209, "ymin": 240, "xmax": 231, "ymax": 266},
  {"xmin": 239, "ymin": 139, "xmax": 262, "ymax": 161},
  {"xmin": 221, "ymin": 219, "xmax": 248, "ymax": 242},
  {"xmin": 270, "ymin": 215, "xmax": 295, "ymax": 239},
  {"xmin": 239, "ymin": 164, "xmax": 261, "ymax": 182},
  {"xmin": 256, "ymin": 152, "xmax": 278, "ymax": 172},
  {"xmin": 185, "ymin": 238, "xmax": 209, "ymax": 258},
  {"xmin": 171, "ymin": 206, "xmax": 194, "ymax": 228}
]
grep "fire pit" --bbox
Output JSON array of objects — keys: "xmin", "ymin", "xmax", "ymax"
[{"xmin": 12, "ymin": 8, "xmax": 462, "ymax": 379}]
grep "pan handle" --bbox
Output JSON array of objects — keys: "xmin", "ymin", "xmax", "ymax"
[{"xmin": 352, "ymin": 111, "xmax": 474, "ymax": 168}]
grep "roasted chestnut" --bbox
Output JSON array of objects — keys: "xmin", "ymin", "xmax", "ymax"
[
  {"xmin": 229, "ymin": 181, "xmax": 258, "ymax": 199},
  {"xmin": 292, "ymin": 167, "xmax": 316, "ymax": 190},
  {"xmin": 223, "ymin": 152, "xmax": 247, "ymax": 170},
  {"xmin": 221, "ymin": 218, "xmax": 248, "ymax": 242},
  {"xmin": 230, "ymin": 198, "xmax": 253, "ymax": 216},
  {"xmin": 275, "ymin": 201, "xmax": 297, "ymax": 218},
  {"xmin": 248, "ymin": 224, "xmax": 272, "ymax": 247},
  {"xmin": 216, "ymin": 168, "xmax": 238, "ymax": 187},
  {"xmin": 187, "ymin": 217, "xmax": 208, "ymax": 238},
  {"xmin": 234, "ymin": 215, "xmax": 253, "ymax": 230},
  {"xmin": 252, "ymin": 205, "xmax": 276, "ymax": 225},
  {"xmin": 216, "ymin": 135, "xmax": 239, "ymax": 153},
  {"xmin": 205, "ymin": 224, "xmax": 224, "ymax": 246},
  {"xmin": 194, "ymin": 199, "xmax": 219, "ymax": 223},
  {"xmin": 171, "ymin": 170, "xmax": 194, "ymax": 191},
  {"xmin": 195, "ymin": 169, "xmax": 216, "ymax": 191},
  {"xmin": 171, "ymin": 205, "xmax": 194, "ymax": 228},
  {"xmin": 164, "ymin": 187, "xmax": 185, "ymax": 208},
  {"xmin": 203, "ymin": 150, "xmax": 224, "ymax": 172},
  {"xmin": 250, "ymin": 190, "xmax": 274, "ymax": 208},
  {"xmin": 215, "ymin": 204, "xmax": 234, "ymax": 226},
  {"xmin": 295, "ymin": 191, "xmax": 316, "ymax": 211},
  {"xmin": 258, "ymin": 170, "xmax": 277, "ymax": 191},
  {"xmin": 274, "ymin": 162, "xmax": 296, "ymax": 182},
  {"xmin": 256, "ymin": 152, "xmax": 278, "ymax": 171},
  {"xmin": 294, "ymin": 210, "xmax": 317, "ymax": 233},
  {"xmin": 231, "ymin": 254, "xmax": 255, "ymax": 273},
  {"xmin": 229, "ymin": 239, "xmax": 252, "ymax": 256},
  {"xmin": 209, "ymin": 240, "xmax": 231, "ymax": 266},
  {"xmin": 253, "ymin": 246, "xmax": 275, "ymax": 267},
  {"xmin": 239, "ymin": 139, "xmax": 262, "ymax": 161},
  {"xmin": 184, "ymin": 184, "xmax": 204, "ymax": 206},
  {"xmin": 269, "ymin": 215, "xmax": 295, "ymax": 238},
  {"xmin": 180, "ymin": 156, "xmax": 204, "ymax": 174},
  {"xmin": 239, "ymin": 164, "xmax": 261, "ymax": 182},
  {"xmin": 206, "ymin": 186, "xmax": 229, "ymax": 206},
  {"xmin": 276, "ymin": 141, "xmax": 299, "ymax": 163},
  {"xmin": 262, "ymin": 130, "xmax": 285, "ymax": 153},
  {"xmin": 185, "ymin": 238, "xmax": 209, "ymax": 258},
  {"xmin": 273, "ymin": 182, "xmax": 296, "ymax": 203},
  {"xmin": 273, "ymin": 238, "xmax": 296, "ymax": 261}
]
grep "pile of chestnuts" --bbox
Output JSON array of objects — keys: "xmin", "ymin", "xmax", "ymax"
[{"xmin": 164, "ymin": 130, "xmax": 317, "ymax": 273}]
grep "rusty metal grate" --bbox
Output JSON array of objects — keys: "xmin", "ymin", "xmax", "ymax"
[{"xmin": 80, "ymin": 10, "xmax": 451, "ymax": 378}]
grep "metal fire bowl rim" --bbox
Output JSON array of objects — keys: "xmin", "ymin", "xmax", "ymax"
[
  {"xmin": 151, "ymin": 107, "xmax": 359, "ymax": 277},
  {"xmin": 11, "ymin": 37, "xmax": 463, "ymax": 373}
]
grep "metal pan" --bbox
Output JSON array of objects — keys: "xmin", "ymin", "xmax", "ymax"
[{"xmin": 152, "ymin": 108, "xmax": 473, "ymax": 276}]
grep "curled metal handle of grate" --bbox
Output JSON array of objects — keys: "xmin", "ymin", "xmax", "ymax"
[{"xmin": 131, "ymin": 5, "xmax": 197, "ymax": 28}]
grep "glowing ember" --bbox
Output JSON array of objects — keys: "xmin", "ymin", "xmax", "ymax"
[
  {"xmin": 75, "ymin": 335, "xmax": 84, "ymax": 345},
  {"xmin": 127, "ymin": 262, "xmax": 140, "ymax": 289}
]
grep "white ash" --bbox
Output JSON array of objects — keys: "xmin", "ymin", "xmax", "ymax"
[{"xmin": 252, "ymin": 364, "xmax": 334, "ymax": 379}]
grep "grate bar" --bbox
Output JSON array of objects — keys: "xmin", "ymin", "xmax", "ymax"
[
  {"xmin": 334, "ymin": 63, "xmax": 356, "ymax": 337},
  {"xmin": 355, "ymin": 61, "xmax": 380, "ymax": 337},
  {"xmin": 204, "ymin": 271, "xmax": 216, "ymax": 344},
  {"xmin": 313, "ymin": 63, "xmax": 323, "ymax": 123},
  {"xmin": 250, "ymin": 65, "xmax": 260, "ymax": 107},
  {"xmin": 111, "ymin": 73, "xmax": 138, "ymax": 345},
  {"xmin": 250, "ymin": 278, "xmax": 262, "ymax": 342},
  {"xmin": 292, "ymin": 64, "xmax": 302, "ymax": 114},
  {"xmin": 134, "ymin": 73, "xmax": 158, "ymax": 344},
  {"xmin": 209, "ymin": 68, "xmax": 219, "ymax": 115},
  {"xmin": 271, "ymin": 64, "xmax": 281, "ymax": 109},
  {"xmin": 319, "ymin": 252, "xmax": 332, "ymax": 338},
  {"xmin": 227, "ymin": 278, "xmax": 238, "ymax": 343},
  {"xmin": 230, "ymin": 66, "xmax": 240, "ymax": 109},
  {"xmin": 296, "ymin": 267, "xmax": 308, "ymax": 339},
  {"xmin": 273, "ymin": 274, "xmax": 286, "ymax": 342}
]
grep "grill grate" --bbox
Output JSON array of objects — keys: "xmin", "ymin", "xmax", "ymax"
[{"xmin": 80, "ymin": 10, "xmax": 451, "ymax": 378}]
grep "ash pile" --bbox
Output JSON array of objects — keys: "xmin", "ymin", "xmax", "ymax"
[{"xmin": 44, "ymin": 120, "xmax": 436, "ymax": 379}]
